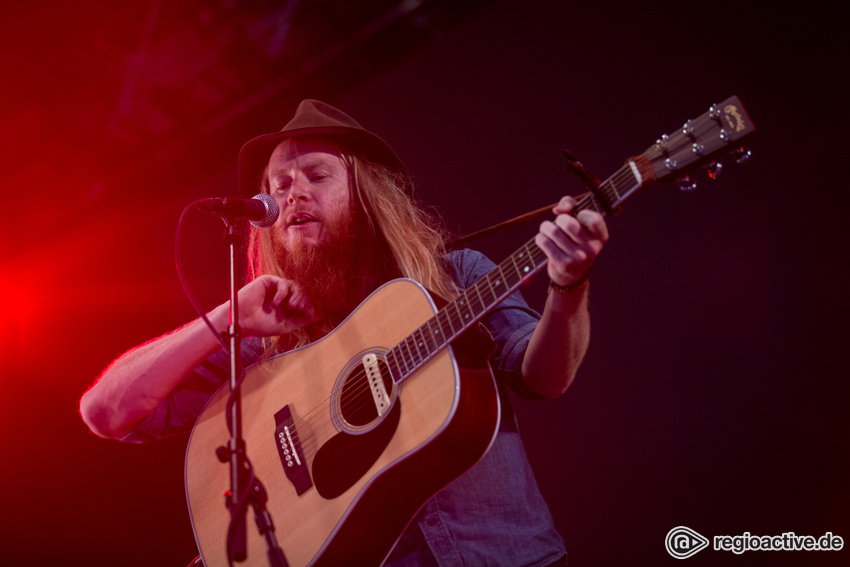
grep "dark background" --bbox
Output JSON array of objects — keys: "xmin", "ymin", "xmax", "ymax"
[{"xmin": 1, "ymin": 1, "xmax": 847, "ymax": 565}]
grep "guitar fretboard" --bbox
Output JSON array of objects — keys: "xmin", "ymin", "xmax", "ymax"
[
  {"xmin": 383, "ymin": 93, "xmax": 757, "ymax": 383},
  {"xmin": 384, "ymin": 160, "xmax": 644, "ymax": 383}
]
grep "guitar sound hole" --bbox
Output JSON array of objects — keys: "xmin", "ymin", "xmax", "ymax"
[{"xmin": 339, "ymin": 357, "xmax": 394, "ymax": 428}]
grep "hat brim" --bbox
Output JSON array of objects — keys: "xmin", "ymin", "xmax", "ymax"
[{"xmin": 237, "ymin": 125, "xmax": 407, "ymax": 196}]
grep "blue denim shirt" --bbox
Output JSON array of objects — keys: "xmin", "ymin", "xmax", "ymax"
[{"xmin": 124, "ymin": 249, "xmax": 566, "ymax": 566}]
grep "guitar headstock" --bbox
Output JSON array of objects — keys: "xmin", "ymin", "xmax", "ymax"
[{"xmin": 642, "ymin": 95, "xmax": 757, "ymax": 188}]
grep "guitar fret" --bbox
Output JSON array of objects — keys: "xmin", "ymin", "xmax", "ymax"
[
  {"xmin": 575, "ymin": 194, "xmax": 594, "ymax": 214},
  {"xmin": 489, "ymin": 267, "xmax": 508, "ymax": 297},
  {"xmin": 421, "ymin": 319, "xmax": 440, "ymax": 353},
  {"xmin": 498, "ymin": 266, "xmax": 517, "ymax": 289},
  {"xmin": 473, "ymin": 278, "xmax": 495, "ymax": 311},
  {"xmin": 586, "ymin": 193, "xmax": 604, "ymax": 214},
  {"xmin": 467, "ymin": 282, "xmax": 486, "ymax": 319},
  {"xmin": 386, "ymin": 348, "xmax": 401, "ymax": 382},
  {"xmin": 437, "ymin": 307, "xmax": 456, "ymax": 339},
  {"xmin": 430, "ymin": 317, "xmax": 447, "ymax": 348},
  {"xmin": 518, "ymin": 244, "xmax": 538, "ymax": 276},
  {"xmin": 398, "ymin": 345, "xmax": 412, "ymax": 377},
  {"xmin": 606, "ymin": 177, "xmax": 622, "ymax": 202},
  {"xmin": 406, "ymin": 335, "xmax": 423, "ymax": 367},
  {"xmin": 454, "ymin": 293, "xmax": 473, "ymax": 328},
  {"xmin": 477, "ymin": 275, "xmax": 497, "ymax": 305},
  {"xmin": 399, "ymin": 318, "xmax": 450, "ymax": 380},
  {"xmin": 412, "ymin": 327, "xmax": 429, "ymax": 360},
  {"xmin": 400, "ymin": 338, "xmax": 416, "ymax": 374},
  {"xmin": 604, "ymin": 165, "xmax": 631, "ymax": 205},
  {"xmin": 512, "ymin": 251, "xmax": 527, "ymax": 283},
  {"xmin": 504, "ymin": 253, "xmax": 523, "ymax": 288},
  {"xmin": 387, "ymin": 346, "xmax": 405, "ymax": 380},
  {"xmin": 529, "ymin": 240, "xmax": 547, "ymax": 265},
  {"xmin": 611, "ymin": 164, "xmax": 642, "ymax": 208}
]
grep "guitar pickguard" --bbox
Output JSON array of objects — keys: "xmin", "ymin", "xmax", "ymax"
[{"xmin": 312, "ymin": 401, "xmax": 401, "ymax": 499}]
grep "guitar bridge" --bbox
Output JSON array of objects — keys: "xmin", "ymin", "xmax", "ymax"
[{"xmin": 273, "ymin": 405, "xmax": 313, "ymax": 496}]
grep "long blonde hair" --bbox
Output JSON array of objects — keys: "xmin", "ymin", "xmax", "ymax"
[{"xmin": 246, "ymin": 144, "xmax": 457, "ymax": 354}]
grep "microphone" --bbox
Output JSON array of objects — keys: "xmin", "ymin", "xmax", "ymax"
[{"xmin": 195, "ymin": 193, "xmax": 279, "ymax": 228}]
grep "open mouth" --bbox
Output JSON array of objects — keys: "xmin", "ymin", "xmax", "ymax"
[{"xmin": 287, "ymin": 212, "xmax": 317, "ymax": 227}]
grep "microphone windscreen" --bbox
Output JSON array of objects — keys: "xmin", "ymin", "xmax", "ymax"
[{"xmin": 250, "ymin": 193, "xmax": 279, "ymax": 229}]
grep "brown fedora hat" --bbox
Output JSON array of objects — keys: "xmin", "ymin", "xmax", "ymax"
[{"xmin": 237, "ymin": 99, "xmax": 408, "ymax": 196}]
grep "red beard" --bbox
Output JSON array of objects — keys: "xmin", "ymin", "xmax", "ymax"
[{"xmin": 270, "ymin": 206, "xmax": 387, "ymax": 337}]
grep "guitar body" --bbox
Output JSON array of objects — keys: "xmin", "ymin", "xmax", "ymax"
[{"xmin": 185, "ymin": 279, "xmax": 500, "ymax": 566}]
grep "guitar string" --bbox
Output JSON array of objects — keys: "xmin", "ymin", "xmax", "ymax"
[
  {"xmin": 245, "ymin": 362, "xmax": 372, "ymax": 449},
  {"xmin": 272, "ymin": 268, "xmax": 548, "ymax": 458},
  {"xmin": 281, "ymin": 312, "xmax": 471, "ymax": 454},
  {"xmin": 282, "ymin": 160, "xmax": 640, "ymax": 420},
  {"xmin": 265, "ymin": 158, "xmax": 649, "ymax": 458},
  {"xmin": 274, "ymin": 253, "xmax": 553, "ymax": 455},
  {"xmin": 281, "ymin": 306, "xmax": 465, "ymax": 447},
  {"xmin": 278, "ymin": 286, "xmax": 511, "ymax": 454},
  {"xmin": 277, "ymin": 337, "xmax": 452, "ymax": 453},
  {"xmin": 281, "ymin": 159, "xmax": 641, "ymax": 446}
]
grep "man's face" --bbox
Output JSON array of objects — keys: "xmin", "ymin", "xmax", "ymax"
[{"xmin": 266, "ymin": 137, "xmax": 353, "ymax": 251}]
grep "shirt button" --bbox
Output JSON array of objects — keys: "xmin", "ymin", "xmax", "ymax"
[{"xmin": 425, "ymin": 516, "xmax": 438, "ymax": 527}]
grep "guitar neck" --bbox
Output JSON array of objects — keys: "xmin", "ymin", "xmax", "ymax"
[
  {"xmin": 385, "ymin": 158, "xmax": 651, "ymax": 384},
  {"xmin": 385, "ymin": 94, "xmax": 756, "ymax": 384}
]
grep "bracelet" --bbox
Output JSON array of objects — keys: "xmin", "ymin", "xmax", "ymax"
[{"xmin": 549, "ymin": 271, "xmax": 590, "ymax": 295}]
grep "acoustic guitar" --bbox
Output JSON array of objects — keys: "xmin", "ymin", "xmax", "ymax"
[{"xmin": 185, "ymin": 96, "xmax": 756, "ymax": 566}]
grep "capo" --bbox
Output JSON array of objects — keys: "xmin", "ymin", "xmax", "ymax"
[{"xmin": 562, "ymin": 149, "xmax": 619, "ymax": 216}]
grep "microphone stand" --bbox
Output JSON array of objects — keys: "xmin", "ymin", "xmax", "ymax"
[{"xmin": 220, "ymin": 218, "xmax": 288, "ymax": 567}]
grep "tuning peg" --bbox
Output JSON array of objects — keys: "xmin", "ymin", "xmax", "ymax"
[
  {"xmin": 706, "ymin": 161, "xmax": 723, "ymax": 180},
  {"xmin": 708, "ymin": 104, "xmax": 722, "ymax": 121},
  {"xmin": 677, "ymin": 175, "xmax": 697, "ymax": 192},
  {"xmin": 655, "ymin": 134, "xmax": 671, "ymax": 155},
  {"xmin": 732, "ymin": 146, "xmax": 753, "ymax": 164}
]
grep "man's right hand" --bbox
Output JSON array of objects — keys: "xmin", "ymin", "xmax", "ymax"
[
  {"xmin": 235, "ymin": 275, "xmax": 317, "ymax": 337},
  {"xmin": 80, "ymin": 275, "xmax": 315, "ymax": 439}
]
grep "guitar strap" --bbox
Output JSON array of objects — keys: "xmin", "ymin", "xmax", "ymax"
[{"xmin": 447, "ymin": 149, "xmax": 604, "ymax": 250}]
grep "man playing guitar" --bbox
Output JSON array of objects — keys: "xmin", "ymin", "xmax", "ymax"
[{"xmin": 80, "ymin": 99, "xmax": 608, "ymax": 566}]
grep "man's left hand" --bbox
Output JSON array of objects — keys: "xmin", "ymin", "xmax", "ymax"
[{"xmin": 534, "ymin": 196, "xmax": 609, "ymax": 287}]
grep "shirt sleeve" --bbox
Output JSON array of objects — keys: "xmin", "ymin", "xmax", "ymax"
[
  {"xmin": 446, "ymin": 249, "xmax": 544, "ymax": 399},
  {"xmin": 119, "ymin": 336, "xmax": 266, "ymax": 443}
]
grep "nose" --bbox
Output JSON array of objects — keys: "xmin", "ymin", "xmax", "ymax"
[{"xmin": 286, "ymin": 177, "xmax": 311, "ymax": 205}]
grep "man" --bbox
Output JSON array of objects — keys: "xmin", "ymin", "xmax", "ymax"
[{"xmin": 80, "ymin": 99, "xmax": 608, "ymax": 566}]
